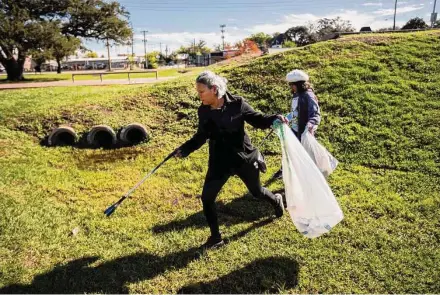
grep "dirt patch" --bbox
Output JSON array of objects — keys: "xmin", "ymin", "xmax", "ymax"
[{"xmin": 73, "ymin": 147, "xmax": 148, "ymax": 170}]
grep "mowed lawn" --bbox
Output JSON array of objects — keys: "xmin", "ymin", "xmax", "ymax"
[
  {"xmin": 0, "ymin": 31, "xmax": 439, "ymax": 293},
  {"xmin": 0, "ymin": 67, "xmax": 202, "ymax": 83}
]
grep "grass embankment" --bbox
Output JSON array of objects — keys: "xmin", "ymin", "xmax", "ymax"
[{"xmin": 0, "ymin": 31, "xmax": 439, "ymax": 293}]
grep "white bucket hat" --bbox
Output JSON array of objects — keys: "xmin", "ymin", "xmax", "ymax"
[{"xmin": 286, "ymin": 69, "xmax": 309, "ymax": 83}]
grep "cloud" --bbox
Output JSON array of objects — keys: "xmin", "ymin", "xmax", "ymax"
[
  {"xmin": 362, "ymin": 2, "xmax": 383, "ymax": 7},
  {"xmin": 247, "ymin": 13, "xmax": 319, "ymax": 33},
  {"xmin": 373, "ymin": 4, "xmax": 424, "ymax": 16},
  {"xmin": 246, "ymin": 9, "xmax": 399, "ymax": 33}
]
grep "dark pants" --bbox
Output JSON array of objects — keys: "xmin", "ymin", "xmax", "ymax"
[{"xmin": 201, "ymin": 161, "xmax": 278, "ymax": 239}]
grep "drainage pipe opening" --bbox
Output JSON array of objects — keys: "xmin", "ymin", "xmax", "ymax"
[
  {"xmin": 87, "ymin": 125, "xmax": 117, "ymax": 148},
  {"xmin": 47, "ymin": 127, "xmax": 77, "ymax": 146},
  {"xmin": 119, "ymin": 123, "xmax": 149, "ymax": 145}
]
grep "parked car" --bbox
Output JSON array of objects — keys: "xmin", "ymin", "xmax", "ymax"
[{"xmin": 96, "ymin": 63, "xmax": 107, "ymax": 69}]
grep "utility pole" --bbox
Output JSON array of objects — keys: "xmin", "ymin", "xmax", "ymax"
[
  {"xmin": 160, "ymin": 43, "xmax": 162, "ymax": 55},
  {"xmin": 130, "ymin": 23, "xmax": 134, "ymax": 70},
  {"xmin": 220, "ymin": 24, "xmax": 226, "ymax": 50},
  {"xmin": 431, "ymin": 0, "xmax": 438, "ymax": 28},
  {"xmin": 141, "ymin": 30, "xmax": 148, "ymax": 69},
  {"xmin": 106, "ymin": 38, "xmax": 112, "ymax": 71},
  {"xmin": 393, "ymin": 0, "xmax": 398, "ymax": 30},
  {"xmin": 165, "ymin": 45, "xmax": 169, "ymax": 58}
]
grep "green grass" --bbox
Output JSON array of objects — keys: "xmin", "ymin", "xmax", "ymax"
[
  {"xmin": 0, "ymin": 68, "xmax": 201, "ymax": 83},
  {"xmin": 0, "ymin": 31, "xmax": 439, "ymax": 293}
]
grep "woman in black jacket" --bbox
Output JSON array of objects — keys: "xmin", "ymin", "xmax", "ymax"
[{"xmin": 175, "ymin": 71, "xmax": 288, "ymax": 250}]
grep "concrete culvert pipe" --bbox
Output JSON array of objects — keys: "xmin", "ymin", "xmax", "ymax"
[
  {"xmin": 119, "ymin": 123, "xmax": 149, "ymax": 145},
  {"xmin": 87, "ymin": 125, "xmax": 117, "ymax": 148},
  {"xmin": 47, "ymin": 126, "xmax": 78, "ymax": 146}
]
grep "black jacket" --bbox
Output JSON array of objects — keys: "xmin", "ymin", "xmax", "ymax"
[{"xmin": 179, "ymin": 92, "xmax": 277, "ymax": 173}]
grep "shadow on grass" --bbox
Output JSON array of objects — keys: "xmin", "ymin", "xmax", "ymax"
[
  {"xmin": 152, "ymin": 173, "xmax": 285, "ymax": 235},
  {"xmin": 0, "ymin": 219, "xmax": 288, "ymax": 294},
  {"xmin": 152, "ymin": 193, "xmax": 284, "ymax": 234},
  {"xmin": 178, "ymin": 256, "xmax": 299, "ymax": 294}
]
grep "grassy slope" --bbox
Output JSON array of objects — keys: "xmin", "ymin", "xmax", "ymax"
[{"xmin": 0, "ymin": 31, "xmax": 439, "ymax": 293}]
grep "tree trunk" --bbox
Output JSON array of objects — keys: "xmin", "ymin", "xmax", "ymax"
[
  {"xmin": 56, "ymin": 58, "xmax": 62, "ymax": 74},
  {"xmin": 4, "ymin": 58, "xmax": 24, "ymax": 81}
]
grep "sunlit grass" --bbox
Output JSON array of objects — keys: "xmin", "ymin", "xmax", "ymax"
[{"xmin": 0, "ymin": 31, "xmax": 439, "ymax": 293}]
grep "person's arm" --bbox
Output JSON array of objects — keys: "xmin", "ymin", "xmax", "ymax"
[
  {"xmin": 176, "ymin": 108, "xmax": 209, "ymax": 157},
  {"xmin": 241, "ymin": 100, "xmax": 286, "ymax": 129},
  {"xmin": 306, "ymin": 93, "xmax": 321, "ymax": 133}
]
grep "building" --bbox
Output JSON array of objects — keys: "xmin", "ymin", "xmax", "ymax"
[{"xmin": 61, "ymin": 57, "xmax": 130, "ymax": 70}]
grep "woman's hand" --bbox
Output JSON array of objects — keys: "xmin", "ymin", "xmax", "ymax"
[
  {"xmin": 307, "ymin": 122, "xmax": 317, "ymax": 135},
  {"xmin": 276, "ymin": 114, "xmax": 289, "ymax": 124}
]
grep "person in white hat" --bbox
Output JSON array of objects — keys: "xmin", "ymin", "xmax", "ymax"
[
  {"xmin": 272, "ymin": 69, "xmax": 321, "ymax": 179},
  {"xmin": 284, "ymin": 69, "xmax": 321, "ymax": 138}
]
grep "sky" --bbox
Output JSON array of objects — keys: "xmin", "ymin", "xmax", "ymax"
[{"xmin": 85, "ymin": 0, "xmax": 437, "ymax": 58}]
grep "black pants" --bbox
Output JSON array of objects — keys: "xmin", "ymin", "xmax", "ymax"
[{"xmin": 201, "ymin": 161, "xmax": 278, "ymax": 238}]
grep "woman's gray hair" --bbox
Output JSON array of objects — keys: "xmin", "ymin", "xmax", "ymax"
[{"xmin": 196, "ymin": 71, "xmax": 228, "ymax": 98}]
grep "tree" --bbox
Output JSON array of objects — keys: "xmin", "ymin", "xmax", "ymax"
[
  {"xmin": 0, "ymin": 0, "xmax": 132, "ymax": 81},
  {"xmin": 284, "ymin": 26, "xmax": 315, "ymax": 46},
  {"xmin": 235, "ymin": 39, "xmax": 261, "ymax": 56},
  {"xmin": 248, "ymin": 32, "xmax": 272, "ymax": 47},
  {"xmin": 214, "ymin": 43, "xmax": 232, "ymax": 51},
  {"xmin": 270, "ymin": 33, "xmax": 286, "ymax": 47},
  {"xmin": 51, "ymin": 36, "xmax": 81, "ymax": 73},
  {"xmin": 146, "ymin": 51, "xmax": 159, "ymax": 69},
  {"xmin": 313, "ymin": 17, "xmax": 355, "ymax": 39},
  {"xmin": 177, "ymin": 40, "xmax": 211, "ymax": 58},
  {"xmin": 86, "ymin": 51, "xmax": 99, "ymax": 58},
  {"xmin": 434, "ymin": 20, "xmax": 440, "ymax": 28},
  {"xmin": 283, "ymin": 41, "xmax": 297, "ymax": 48},
  {"xmin": 29, "ymin": 49, "xmax": 52, "ymax": 72},
  {"xmin": 401, "ymin": 17, "xmax": 428, "ymax": 30}
]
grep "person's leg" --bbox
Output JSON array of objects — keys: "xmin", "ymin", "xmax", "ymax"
[
  {"xmin": 236, "ymin": 162, "xmax": 284, "ymax": 217},
  {"xmin": 201, "ymin": 169, "xmax": 230, "ymax": 246}
]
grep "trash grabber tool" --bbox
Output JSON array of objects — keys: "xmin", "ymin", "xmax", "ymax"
[{"xmin": 104, "ymin": 149, "xmax": 177, "ymax": 217}]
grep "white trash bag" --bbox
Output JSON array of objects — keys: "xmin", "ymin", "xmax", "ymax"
[
  {"xmin": 274, "ymin": 123, "xmax": 343, "ymax": 238},
  {"xmin": 301, "ymin": 130, "xmax": 339, "ymax": 178}
]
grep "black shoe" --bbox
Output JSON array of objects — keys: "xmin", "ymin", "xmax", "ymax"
[
  {"xmin": 272, "ymin": 169, "xmax": 283, "ymax": 180},
  {"xmin": 200, "ymin": 235, "xmax": 225, "ymax": 250},
  {"xmin": 273, "ymin": 193, "xmax": 284, "ymax": 218}
]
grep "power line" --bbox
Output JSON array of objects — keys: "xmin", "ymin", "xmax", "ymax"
[
  {"xmin": 120, "ymin": 0, "xmax": 334, "ymax": 5},
  {"xmin": 120, "ymin": 2, "xmax": 351, "ymax": 10}
]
